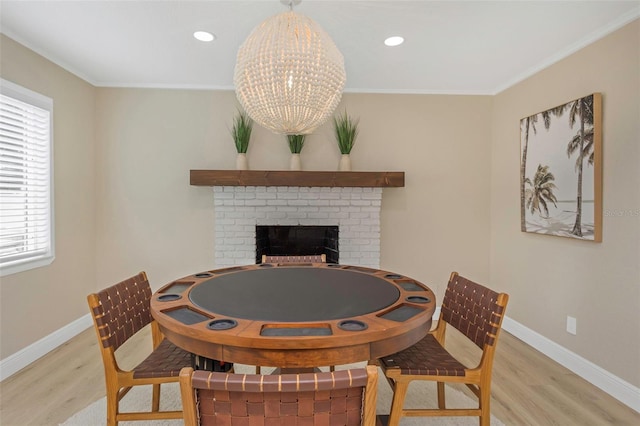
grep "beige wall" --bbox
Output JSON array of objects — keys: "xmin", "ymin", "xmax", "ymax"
[
  {"xmin": 94, "ymin": 89, "xmax": 492, "ymax": 300},
  {"xmin": 0, "ymin": 35, "xmax": 96, "ymax": 358},
  {"xmin": 491, "ymin": 20, "xmax": 640, "ymax": 386},
  {"xmin": 1, "ymin": 20, "xmax": 638, "ymax": 391}
]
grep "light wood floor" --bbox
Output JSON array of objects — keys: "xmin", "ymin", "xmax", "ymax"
[{"xmin": 1, "ymin": 325, "xmax": 638, "ymax": 425}]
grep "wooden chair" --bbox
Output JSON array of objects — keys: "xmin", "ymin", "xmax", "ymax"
[
  {"xmin": 87, "ymin": 271, "xmax": 192, "ymax": 426},
  {"xmin": 375, "ymin": 272, "xmax": 509, "ymax": 426},
  {"xmin": 262, "ymin": 253, "xmax": 327, "ymax": 263},
  {"xmin": 179, "ymin": 365, "xmax": 379, "ymax": 426}
]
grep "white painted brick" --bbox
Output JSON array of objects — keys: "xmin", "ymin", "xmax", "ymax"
[
  {"xmin": 361, "ymin": 206, "xmax": 381, "ymax": 213},
  {"xmin": 277, "ymin": 192, "xmax": 299, "ymax": 200},
  {"xmin": 212, "ymin": 186, "xmax": 382, "ymax": 267},
  {"xmin": 362, "ymin": 192, "xmax": 382, "ymax": 200},
  {"xmin": 286, "ymin": 212, "xmax": 307, "ymax": 219},
  {"xmin": 300, "ymin": 192, "xmax": 321, "ymax": 200},
  {"xmin": 257, "ymin": 192, "xmax": 277, "ymax": 199},
  {"xmin": 318, "ymin": 192, "xmax": 341, "ymax": 200},
  {"xmin": 360, "ymin": 219, "xmax": 380, "ymax": 228},
  {"xmin": 265, "ymin": 212, "xmax": 287, "ymax": 219},
  {"xmin": 236, "ymin": 192, "xmax": 256, "ymax": 199},
  {"xmin": 330, "ymin": 212, "xmax": 349, "ymax": 219},
  {"xmin": 308, "ymin": 212, "xmax": 329, "ymax": 219},
  {"xmin": 248, "ymin": 212, "xmax": 266, "ymax": 219},
  {"xmin": 298, "ymin": 206, "xmax": 320, "ymax": 213},
  {"xmin": 214, "ymin": 191, "xmax": 234, "ymax": 199},
  {"xmin": 276, "ymin": 206, "xmax": 299, "ymax": 212},
  {"xmin": 342, "ymin": 206, "xmax": 362, "ymax": 213},
  {"xmin": 255, "ymin": 206, "xmax": 277, "ymax": 213},
  {"xmin": 350, "ymin": 212, "xmax": 373, "ymax": 219}
]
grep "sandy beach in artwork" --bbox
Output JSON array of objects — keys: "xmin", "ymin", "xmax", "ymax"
[{"xmin": 525, "ymin": 209, "xmax": 595, "ymax": 240}]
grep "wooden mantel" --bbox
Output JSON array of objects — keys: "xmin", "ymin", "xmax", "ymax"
[{"xmin": 190, "ymin": 170, "xmax": 405, "ymax": 187}]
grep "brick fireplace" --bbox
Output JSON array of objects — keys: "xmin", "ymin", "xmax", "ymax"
[{"xmin": 213, "ymin": 186, "xmax": 382, "ymax": 267}]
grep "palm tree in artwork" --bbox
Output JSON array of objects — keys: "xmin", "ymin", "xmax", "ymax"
[
  {"xmin": 524, "ymin": 164, "xmax": 558, "ymax": 218},
  {"xmin": 520, "ymin": 107, "xmax": 563, "ymax": 230},
  {"xmin": 566, "ymin": 94, "xmax": 595, "ymax": 237}
]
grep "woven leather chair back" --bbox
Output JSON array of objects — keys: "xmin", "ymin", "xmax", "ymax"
[
  {"xmin": 262, "ymin": 254, "xmax": 326, "ymax": 263},
  {"xmin": 182, "ymin": 367, "xmax": 377, "ymax": 426},
  {"xmin": 90, "ymin": 272, "xmax": 153, "ymax": 352},
  {"xmin": 440, "ymin": 273, "xmax": 505, "ymax": 349}
]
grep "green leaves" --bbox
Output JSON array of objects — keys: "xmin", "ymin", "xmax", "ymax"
[
  {"xmin": 231, "ymin": 111, "xmax": 253, "ymax": 153},
  {"xmin": 333, "ymin": 111, "xmax": 359, "ymax": 154},
  {"xmin": 287, "ymin": 134, "xmax": 306, "ymax": 153}
]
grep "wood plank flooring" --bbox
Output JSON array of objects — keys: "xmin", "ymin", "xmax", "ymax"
[{"xmin": 1, "ymin": 326, "xmax": 638, "ymax": 425}]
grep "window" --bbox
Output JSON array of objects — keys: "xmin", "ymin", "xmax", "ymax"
[{"xmin": 0, "ymin": 79, "xmax": 54, "ymax": 276}]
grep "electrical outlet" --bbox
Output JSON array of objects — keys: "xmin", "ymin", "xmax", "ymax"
[{"xmin": 566, "ymin": 316, "xmax": 577, "ymax": 335}]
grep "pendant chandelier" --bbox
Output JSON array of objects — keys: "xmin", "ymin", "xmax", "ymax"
[{"xmin": 234, "ymin": 0, "xmax": 346, "ymax": 135}]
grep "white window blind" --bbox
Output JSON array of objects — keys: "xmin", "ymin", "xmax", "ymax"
[{"xmin": 0, "ymin": 79, "xmax": 54, "ymax": 276}]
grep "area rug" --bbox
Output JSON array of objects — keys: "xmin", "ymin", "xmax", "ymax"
[{"xmin": 61, "ymin": 364, "xmax": 504, "ymax": 425}]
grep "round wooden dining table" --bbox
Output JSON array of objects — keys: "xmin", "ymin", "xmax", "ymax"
[{"xmin": 150, "ymin": 263, "xmax": 435, "ymax": 369}]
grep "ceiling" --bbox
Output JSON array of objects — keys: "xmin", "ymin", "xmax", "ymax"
[{"xmin": 1, "ymin": 1, "xmax": 638, "ymax": 95}]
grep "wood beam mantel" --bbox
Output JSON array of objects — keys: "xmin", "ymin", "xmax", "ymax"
[{"xmin": 190, "ymin": 170, "xmax": 405, "ymax": 188}]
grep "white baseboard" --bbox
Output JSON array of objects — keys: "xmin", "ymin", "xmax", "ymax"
[
  {"xmin": 0, "ymin": 313, "xmax": 92, "ymax": 381},
  {"xmin": 1, "ymin": 311, "xmax": 639, "ymax": 414},
  {"xmin": 502, "ymin": 316, "xmax": 640, "ymax": 413}
]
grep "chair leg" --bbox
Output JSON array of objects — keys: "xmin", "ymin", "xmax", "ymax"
[
  {"xmin": 479, "ymin": 387, "xmax": 490, "ymax": 426},
  {"xmin": 387, "ymin": 379, "xmax": 410, "ymax": 426},
  {"xmin": 255, "ymin": 366, "xmax": 261, "ymax": 374},
  {"xmin": 437, "ymin": 381, "xmax": 446, "ymax": 409},
  {"xmin": 106, "ymin": 386, "xmax": 118, "ymax": 426},
  {"xmin": 152, "ymin": 383, "xmax": 161, "ymax": 412}
]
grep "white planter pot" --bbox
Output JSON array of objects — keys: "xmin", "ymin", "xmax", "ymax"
[
  {"xmin": 290, "ymin": 153, "xmax": 301, "ymax": 170},
  {"xmin": 236, "ymin": 153, "xmax": 248, "ymax": 170},
  {"xmin": 339, "ymin": 154, "xmax": 352, "ymax": 171}
]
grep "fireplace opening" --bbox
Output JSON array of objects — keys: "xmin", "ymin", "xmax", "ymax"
[{"xmin": 256, "ymin": 226, "xmax": 338, "ymax": 264}]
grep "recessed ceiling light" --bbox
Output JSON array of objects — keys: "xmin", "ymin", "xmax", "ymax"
[
  {"xmin": 384, "ymin": 36, "xmax": 404, "ymax": 47},
  {"xmin": 194, "ymin": 31, "xmax": 215, "ymax": 42}
]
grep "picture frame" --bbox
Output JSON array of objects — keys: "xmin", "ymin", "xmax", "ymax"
[{"xmin": 520, "ymin": 93, "xmax": 602, "ymax": 241}]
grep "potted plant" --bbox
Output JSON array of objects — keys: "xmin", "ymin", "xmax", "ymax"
[
  {"xmin": 333, "ymin": 111, "xmax": 359, "ymax": 171},
  {"xmin": 287, "ymin": 134, "xmax": 306, "ymax": 170},
  {"xmin": 231, "ymin": 111, "xmax": 253, "ymax": 170}
]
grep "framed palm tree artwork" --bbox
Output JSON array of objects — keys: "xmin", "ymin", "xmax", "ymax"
[{"xmin": 520, "ymin": 93, "xmax": 602, "ymax": 241}]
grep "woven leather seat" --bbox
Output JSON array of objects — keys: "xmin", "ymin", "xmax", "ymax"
[
  {"xmin": 87, "ymin": 271, "xmax": 192, "ymax": 425},
  {"xmin": 179, "ymin": 365, "xmax": 379, "ymax": 426},
  {"xmin": 376, "ymin": 272, "xmax": 509, "ymax": 426}
]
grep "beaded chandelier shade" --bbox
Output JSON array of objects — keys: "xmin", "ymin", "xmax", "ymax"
[{"xmin": 234, "ymin": 8, "xmax": 346, "ymax": 135}]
